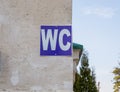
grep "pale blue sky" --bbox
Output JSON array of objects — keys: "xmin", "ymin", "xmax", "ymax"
[{"xmin": 73, "ymin": 0, "xmax": 120, "ymax": 92}]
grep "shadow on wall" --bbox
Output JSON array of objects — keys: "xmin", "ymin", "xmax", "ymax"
[{"xmin": 0, "ymin": 51, "xmax": 10, "ymax": 88}]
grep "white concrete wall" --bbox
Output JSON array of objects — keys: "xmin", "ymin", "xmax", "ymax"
[{"xmin": 0, "ymin": 0, "xmax": 72, "ymax": 92}]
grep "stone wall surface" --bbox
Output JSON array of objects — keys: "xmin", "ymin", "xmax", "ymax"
[{"xmin": 0, "ymin": 0, "xmax": 72, "ymax": 92}]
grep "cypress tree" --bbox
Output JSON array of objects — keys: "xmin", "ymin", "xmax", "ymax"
[{"xmin": 73, "ymin": 51, "xmax": 98, "ymax": 92}]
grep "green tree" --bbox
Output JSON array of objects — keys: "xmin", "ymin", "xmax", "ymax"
[
  {"xmin": 74, "ymin": 73, "xmax": 81, "ymax": 92},
  {"xmin": 113, "ymin": 63, "xmax": 120, "ymax": 92},
  {"xmin": 91, "ymin": 69, "xmax": 98, "ymax": 92},
  {"xmin": 74, "ymin": 51, "xmax": 98, "ymax": 92}
]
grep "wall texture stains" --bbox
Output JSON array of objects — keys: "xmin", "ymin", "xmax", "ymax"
[
  {"xmin": 10, "ymin": 70, "xmax": 19, "ymax": 86},
  {"xmin": 0, "ymin": 0, "xmax": 72, "ymax": 92}
]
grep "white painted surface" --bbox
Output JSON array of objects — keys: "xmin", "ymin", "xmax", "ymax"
[{"xmin": 59, "ymin": 29, "xmax": 71, "ymax": 51}]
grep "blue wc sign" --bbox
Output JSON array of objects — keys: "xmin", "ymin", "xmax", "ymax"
[{"xmin": 40, "ymin": 26, "xmax": 72, "ymax": 56}]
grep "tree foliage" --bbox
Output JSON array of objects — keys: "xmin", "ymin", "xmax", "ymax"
[
  {"xmin": 113, "ymin": 63, "xmax": 120, "ymax": 92},
  {"xmin": 74, "ymin": 51, "xmax": 98, "ymax": 92}
]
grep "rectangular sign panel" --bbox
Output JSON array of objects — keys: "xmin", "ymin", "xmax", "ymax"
[{"xmin": 40, "ymin": 25, "xmax": 72, "ymax": 56}]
